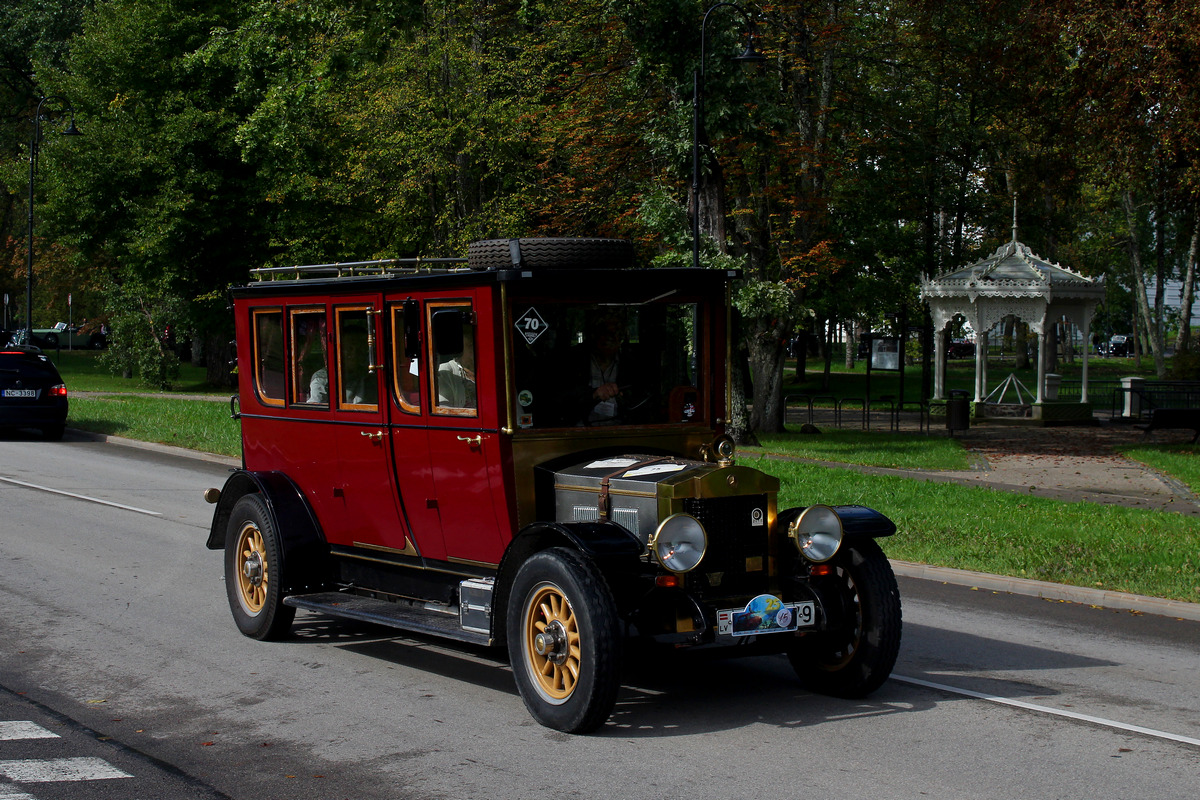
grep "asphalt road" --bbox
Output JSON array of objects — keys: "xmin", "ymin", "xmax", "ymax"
[{"xmin": 1, "ymin": 431, "xmax": 1198, "ymax": 800}]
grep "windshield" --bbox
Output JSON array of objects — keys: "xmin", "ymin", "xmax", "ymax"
[{"xmin": 509, "ymin": 299, "xmax": 707, "ymax": 429}]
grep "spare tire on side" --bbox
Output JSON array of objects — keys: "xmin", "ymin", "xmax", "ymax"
[{"xmin": 467, "ymin": 237, "xmax": 634, "ymax": 270}]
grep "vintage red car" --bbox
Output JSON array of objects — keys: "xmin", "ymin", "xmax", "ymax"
[{"xmin": 205, "ymin": 237, "xmax": 902, "ymax": 732}]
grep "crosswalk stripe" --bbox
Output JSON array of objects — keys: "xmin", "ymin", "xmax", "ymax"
[
  {"xmin": 0, "ymin": 758, "xmax": 132, "ymax": 782},
  {"xmin": 0, "ymin": 722, "xmax": 59, "ymax": 742}
]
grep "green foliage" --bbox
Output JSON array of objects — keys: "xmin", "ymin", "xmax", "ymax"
[
  {"xmin": 1169, "ymin": 350, "xmax": 1200, "ymax": 380},
  {"xmin": 4, "ymin": 0, "xmax": 1198, "ymax": 432},
  {"xmin": 734, "ymin": 279, "xmax": 801, "ymax": 321},
  {"xmin": 100, "ymin": 281, "xmax": 183, "ymax": 390}
]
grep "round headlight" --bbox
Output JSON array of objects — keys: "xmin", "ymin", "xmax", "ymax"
[
  {"xmin": 788, "ymin": 505, "xmax": 843, "ymax": 563},
  {"xmin": 649, "ymin": 514, "xmax": 708, "ymax": 573}
]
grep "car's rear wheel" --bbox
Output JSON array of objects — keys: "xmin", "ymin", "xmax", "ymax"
[
  {"xmin": 507, "ymin": 547, "xmax": 620, "ymax": 733},
  {"xmin": 788, "ymin": 538, "xmax": 901, "ymax": 697},
  {"xmin": 224, "ymin": 494, "xmax": 295, "ymax": 640},
  {"xmin": 41, "ymin": 424, "xmax": 65, "ymax": 441}
]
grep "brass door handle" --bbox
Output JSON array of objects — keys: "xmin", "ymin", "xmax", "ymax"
[
  {"xmin": 361, "ymin": 430, "xmax": 384, "ymax": 441},
  {"xmin": 456, "ymin": 435, "xmax": 482, "ymax": 446}
]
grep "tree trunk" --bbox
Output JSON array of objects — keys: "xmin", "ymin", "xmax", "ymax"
[
  {"xmin": 1177, "ymin": 206, "xmax": 1198, "ymax": 353},
  {"xmin": 746, "ymin": 314, "xmax": 789, "ymax": 434},
  {"xmin": 1015, "ymin": 322, "xmax": 1029, "ymax": 369},
  {"xmin": 1122, "ymin": 188, "xmax": 1166, "ymax": 376},
  {"xmin": 205, "ymin": 331, "xmax": 237, "ymax": 388}
]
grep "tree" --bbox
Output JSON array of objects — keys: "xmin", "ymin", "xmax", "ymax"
[{"xmin": 39, "ymin": 0, "xmax": 265, "ymax": 384}]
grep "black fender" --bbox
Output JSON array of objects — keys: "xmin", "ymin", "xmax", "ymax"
[
  {"xmin": 778, "ymin": 504, "xmax": 896, "ymax": 540},
  {"xmin": 833, "ymin": 504, "xmax": 896, "ymax": 538},
  {"xmin": 491, "ymin": 520, "xmax": 645, "ymax": 646},
  {"xmin": 206, "ymin": 469, "xmax": 331, "ymax": 595}
]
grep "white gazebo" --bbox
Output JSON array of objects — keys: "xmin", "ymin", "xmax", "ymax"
[{"xmin": 921, "ymin": 238, "xmax": 1105, "ymax": 417}]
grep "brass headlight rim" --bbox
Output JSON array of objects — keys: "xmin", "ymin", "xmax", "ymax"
[
  {"xmin": 788, "ymin": 504, "xmax": 844, "ymax": 564},
  {"xmin": 648, "ymin": 513, "xmax": 709, "ymax": 574}
]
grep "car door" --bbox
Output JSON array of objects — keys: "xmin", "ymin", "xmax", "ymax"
[
  {"xmin": 423, "ymin": 293, "xmax": 509, "ymax": 566},
  {"xmin": 321, "ymin": 297, "xmax": 409, "ymax": 551}
]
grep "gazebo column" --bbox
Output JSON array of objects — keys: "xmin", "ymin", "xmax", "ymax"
[
  {"xmin": 933, "ymin": 327, "xmax": 946, "ymax": 400},
  {"xmin": 1080, "ymin": 317, "xmax": 1091, "ymax": 404},
  {"xmin": 981, "ymin": 332, "xmax": 989, "ymax": 401},
  {"xmin": 973, "ymin": 333, "xmax": 984, "ymax": 402},
  {"xmin": 1035, "ymin": 328, "xmax": 1047, "ymax": 404}
]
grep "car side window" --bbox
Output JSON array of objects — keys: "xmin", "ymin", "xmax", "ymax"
[
  {"xmin": 252, "ymin": 308, "xmax": 285, "ymax": 407},
  {"xmin": 391, "ymin": 301, "xmax": 421, "ymax": 414},
  {"xmin": 335, "ymin": 307, "xmax": 378, "ymax": 411},
  {"xmin": 290, "ymin": 308, "xmax": 328, "ymax": 407},
  {"xmin": 430, "ymin": 303, "xmax": 476, "ymax": 417}
]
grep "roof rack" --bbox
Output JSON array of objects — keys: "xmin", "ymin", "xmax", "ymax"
[{"xmin": 250, "ymin": 257, "xmax": 471, "ymax": 281}]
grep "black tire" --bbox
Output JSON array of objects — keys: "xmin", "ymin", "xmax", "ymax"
[
  {"xmin": 788, "ymin": 538, "xmax": 901, "ymax": 698},
  {"xmin": 467, "ymin": 237, "xmax": 634, "ymax": 270},
  {"xmin": 507, "ymin": 547, "xmax": 621, "ymax": 733},
  {"xmin": 41, "ymin": 424, "xmax": 65, "ymax": 441},
  {"xmin": 224, "ymin": 494, "xmax": 295, "ymax": 640},
  {"xmin": 44, "ymin": 333, "xmax": 58, "ymax": 348}
]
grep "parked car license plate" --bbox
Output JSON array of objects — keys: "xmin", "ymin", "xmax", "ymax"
[
  {"xmin": 2, "ymin": 389, "xmax": 37, "ymax": 398},
  {"xmin": 718, "ymin": 595, "xmax": 815, "ymax": 637}
]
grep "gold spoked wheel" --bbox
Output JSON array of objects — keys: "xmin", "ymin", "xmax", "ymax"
[
  {"xmin": 235, "ymin": 521, "xmax": 269, "ymax": 615},
  {"xmin": 523, "ymin": 583, "xmax": 581, "ymax": 702}
]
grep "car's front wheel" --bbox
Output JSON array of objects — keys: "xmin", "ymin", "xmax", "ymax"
[
  {"xmin": 788, "ymin": 538, "xmax": 901, "ymax": 697},
  {"xmin": 507, "ymin": 547, "xmax": 621, "ymax": 733},
  {"xmin": 224, "ymin": 494, "xmax": 295, "ymax": 640}
]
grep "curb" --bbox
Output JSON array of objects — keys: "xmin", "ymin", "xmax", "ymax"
[
  {"xmin": 893, "ymin": 561, "xmax": 1200, "ymax": 622},
  {"xmin": 67, "ymin": 427, "xmax": 240, "ymax": 467}
]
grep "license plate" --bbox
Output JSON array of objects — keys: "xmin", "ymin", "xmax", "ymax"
[
  {"xmin": 2, "ymin": 389, "xmax": 37, "ymax": 398},
  {"xmin": 718, "ymin": 595, "xmax": 815, "ymax": 637}
]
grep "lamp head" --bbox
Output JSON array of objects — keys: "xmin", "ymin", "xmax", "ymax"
[{"xmin": 734, "ymin": 31, "xmax": 767, "ymax": 64}]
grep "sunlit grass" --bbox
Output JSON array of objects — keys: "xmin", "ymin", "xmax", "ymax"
[
  {"xmin": 747, "ymin": 427, "xmax": 976, "ymax": 471},
  {"xmin": 69, "ymin": 395, "xmax": 241, "ymax": 458},
  {"xmin": 1117, "ymin": 443, "xmax": 1200, "ymax": 494},
  {"xmin": 48, "ymin": 349, "xmax": 225, "ymax": 394},
  {"xmin": 745, "ymin": 455, "xmax": 1200, "ymax": 603}
]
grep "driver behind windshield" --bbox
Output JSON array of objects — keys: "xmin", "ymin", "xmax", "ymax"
[{"xmin": 567, "ymin": 311, "xmax": 650, "ymax": 425}]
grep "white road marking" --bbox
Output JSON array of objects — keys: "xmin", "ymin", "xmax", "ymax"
[
  {"xmin": 0, "ymin": 784, "xmax": 36, "ymax": 800},
  {"xmin": 0, "ymin": 757, "xmax": 131, "ymax": 782},
  {"xmin": 0, "ymin": 477, "xmax": 160, "ymax": 516},
  {"xmin": 0, "ymin": 723, "xmax": 58, "ymax": 741},
  {"xmin": 893, "ymin": 674, "xmax": 1200, "ymax": 747}
]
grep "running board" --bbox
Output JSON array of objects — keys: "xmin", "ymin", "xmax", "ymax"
[{"xmin": 284, "ymin": 592, "xmax": 492, "ymax": 647}]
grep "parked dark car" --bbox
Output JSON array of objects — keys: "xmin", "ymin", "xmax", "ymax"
[
  {"xmin": 947, "ymin": 339, "xmax": 976, "ymax": 359},
  {"xmin": 13, "ymin": 322, "xmax": 107, "ymax": 350},
  {"xmin": 0, "ymin": 345, "xmax": 69, "ymax": 440},
  {"xmin": 1102, "ymin": 335, "xmax": 1134, "ymax": 357}
]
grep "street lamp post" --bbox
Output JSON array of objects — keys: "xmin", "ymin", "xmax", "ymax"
[
  {"xmin": 26, "ymin": 95, "xmax": 81, "ymax": 341},
  {"xmin": 692, "ymin": 2, "xmax": 765, "ymax": 269}
]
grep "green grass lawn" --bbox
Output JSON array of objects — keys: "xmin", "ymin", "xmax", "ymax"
[
  {"xmin": 743, "ymin": 455, "xmax": 1200, "ymax": 603},
  {"xmin": 747, "ymin": 427, "xmax": 976, "ymax": 470},
  {"xmin": 1118, "ymin": 442, "xmax": 1200, "ymax": 494},
  {"xmin": 47, "ymin": 349, "xmax": 226, "ymax": 394},
  {"xmin": 69, "ymin": 395, "xmax": 241, "ymax": 457}
]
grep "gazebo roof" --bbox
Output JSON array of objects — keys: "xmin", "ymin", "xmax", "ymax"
[{"xmin": 921, "ymin": 240, "xmax": 1104, "ymax": 300}]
